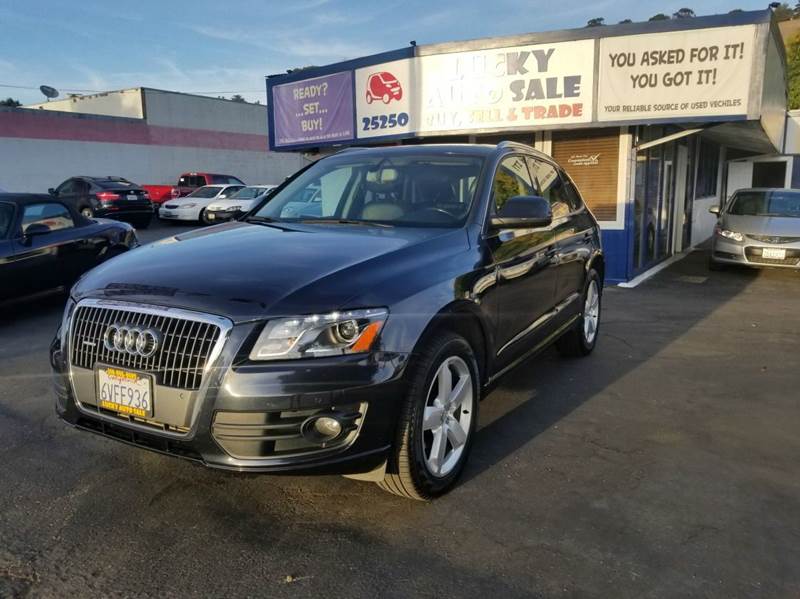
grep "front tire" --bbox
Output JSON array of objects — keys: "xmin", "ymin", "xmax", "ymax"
[
  {"xmin": 556, "ymin": 269, "xmax": 602, "ymax": 357},
  {"xmin": 199, "ymin": 209, "xmax": 212, "ymax": 225},
  {"xmin": 377, "ymin": 332, "xmax": 479, "ymax": 500}
]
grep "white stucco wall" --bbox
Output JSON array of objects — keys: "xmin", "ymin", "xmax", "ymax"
[
  {"xmin": 0, "ymin": 138, "xmax": 306, "ymax": 193},
  {"xmin": 143, "ymin": 89, "xmax": 267, "ymax": 135}
]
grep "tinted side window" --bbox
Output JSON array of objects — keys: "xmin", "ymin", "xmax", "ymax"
[
  {"xmin": 0, "ymin": 202, "xmax": 14, "ymax": 239},
  {"xmin": 560, "ymin": 171, "xmax": 584, "ymax": 212},
  {"xmin": 57, "ymin": 180, "xmax": 77, "ymax": 195},
  {"xmin": 492, "ymin": 155, "xmax": 536, "ymax": 212},
  {"xmin": 528, "ymin": 159, "xmax": 575, "ymax": 219},
  {"xmin": 22, "ymin": 202, "xmax": 75, "ymax": 233}
]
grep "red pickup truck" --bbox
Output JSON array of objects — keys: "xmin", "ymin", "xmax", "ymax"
[{"xmin": 143, "ymin": 172, "xmax": 245, "ymax": 206}]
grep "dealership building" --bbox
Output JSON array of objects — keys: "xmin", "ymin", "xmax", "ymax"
[{"xmin": 266, "ymin": 10, "xmax": 789, "ymax": 283}]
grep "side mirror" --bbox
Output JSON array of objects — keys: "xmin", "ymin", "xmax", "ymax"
[
  {"xmin": 709, "ymin": 205, "xmax": 720, "ymax": 215},
  {"xmin": 48, "ymin": 188, "xmax": 57, "ymax": 196},
  {"xmin": 491, "ymin": 195, "xmax": 553, "ymax": 229},
  {"xmin": 22, "ymin": 223, "xmax": 51, "ymax": 243}
]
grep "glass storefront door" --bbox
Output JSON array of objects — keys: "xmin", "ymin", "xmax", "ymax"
[{"xmin": 632, "ymin": 127, "xmax": 695, "ymax": 275}]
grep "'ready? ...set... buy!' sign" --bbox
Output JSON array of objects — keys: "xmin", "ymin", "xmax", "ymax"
[{"xmin": 355, "ymin": 39, "xmax": 595, "ymax": 139}]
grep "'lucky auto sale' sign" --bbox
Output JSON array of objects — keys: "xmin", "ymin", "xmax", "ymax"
[
  {"xmin": 355, "ymin": 39, "xmax": 595, "ymax": 139},
  {"xmin": 272, "ymin": 71, "xmax": 354, "ymax": 147},
  {"xmin": 598, "ymin": 25, "xmax": 756, "ymax": 121}
]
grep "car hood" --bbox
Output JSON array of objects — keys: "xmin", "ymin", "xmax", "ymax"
[
  {"xmin": 72, "ymin": 221, "xmax": 468, "ymax": 322},
  {"xmin": 724, "ymin": 214, "xmax": 800, "ymax": 237}
]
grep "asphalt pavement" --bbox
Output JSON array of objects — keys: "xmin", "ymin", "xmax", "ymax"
[{"xmin": 1, "ymin": 221, "xmax": 799, "ymax": 598}]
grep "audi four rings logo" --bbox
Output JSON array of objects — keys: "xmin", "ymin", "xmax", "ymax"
[{"xmin": 103, "ymin": 324, "xmax": 162, "ymax": 358}]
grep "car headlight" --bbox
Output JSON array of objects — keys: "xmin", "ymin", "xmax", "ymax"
[
  {"xmin": 226, "ymin": 205, "xmax": 241, "ymax": 211},
  {"xmin": 249, "ymin": 308, "xmax": 389, "ymax": 360},
  {"xmin": 716, "ymin": 227, "xmax": 744, "ymax": 243},
  {"xmin": 181, "ymin": 203, "xmax": 197, "ymax": 209}
]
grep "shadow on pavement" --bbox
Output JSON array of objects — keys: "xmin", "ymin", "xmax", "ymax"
[{"xmin": 461, "ymin": 249, "xmax": 766, "ymax": 483}]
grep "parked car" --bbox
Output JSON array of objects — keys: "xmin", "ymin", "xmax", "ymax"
[
  {"xmin": 709, "ymin": 188, "xmax": 800, "ymax": 270},
  {"xmin": 158, "ymin": 184, "xmax": 245, "ymax": 224},
  {"xmin": 49, "ymin": 176, "xmax": 153, "ymax": 229},
  {"xmin": 51, "ymin": 142, "xmax": 604, "ymax": 500},
  {"xmin": 205, "ymin": 185, "xmax": 277, "ymax": 223},
  {"xmin": 143, "ymin": 172, "xmax": 245, "ymax": 208},
  {"xmin": 0, "ymin": 193, "xmax": 138, "ymax": 303}
]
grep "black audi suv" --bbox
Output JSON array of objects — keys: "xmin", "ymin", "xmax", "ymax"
[{"xmin": 51, "ymin": 142, "xmax": 604, "ymax": 500}]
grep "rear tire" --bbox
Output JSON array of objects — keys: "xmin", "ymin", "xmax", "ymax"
[
  {"xmin": 377, "ymin": 332, "xmax": 479, "ymax": 501},
  {"xmin": 556, "ymin": 269, "xmax": 602, "ymax": 358}
]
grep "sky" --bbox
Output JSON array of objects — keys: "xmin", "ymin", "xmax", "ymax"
[{"xmin": 0, "ymin": 0, "xmax": 773, "ymax": 105}]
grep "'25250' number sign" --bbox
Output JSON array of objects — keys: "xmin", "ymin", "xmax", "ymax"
[{"xmin": 361, "ymin": 112, "xmax": 410, "ymax": 132}]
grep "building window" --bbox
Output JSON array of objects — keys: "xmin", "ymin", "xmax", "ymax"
[
  {"xmin": 550, "ymin": 128, "xmax": 620, "ymax": 221},
  {"xmin": 695, "ymin": 140, "xmax": 720, "ymax": 197}
]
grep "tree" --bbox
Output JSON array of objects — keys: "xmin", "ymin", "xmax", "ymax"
[
  {"xmin": 586, "ymin": 17, "xmax": 605, "ymax": 27},
  {"xmin": 0, "ymin": 97, "xmax": 21, "ymax": 107},
  {"xmin": 787, "ymin": 34, "xmax": 800, "ymax": 109},
  {"xmin": 772, "ymin": 2, "xmax": 793, "ymax": 21},
  {"xmin": 649, "ymin": 13, "xmax": 670, "ymax": 21},
  {"xmin": 230, "ymin": 94, "xmax": 246, "ymax": 103},
  {"xmin": 618, "ymin": 18, "xmax": 633, "ymax": 24},
  {"xmin": 673, "ymin": 7, "xmax": 696, "ymax": 18},
  {"xmin": 728, "ymin": 8, "xmax": 744, "ymax": 14}
]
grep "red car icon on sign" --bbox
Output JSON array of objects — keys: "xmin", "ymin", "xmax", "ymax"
[{"xmin": 366, "ymin": 72, "xmax": 403, "ymax": 104}]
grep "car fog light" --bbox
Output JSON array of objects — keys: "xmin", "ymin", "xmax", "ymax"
[
  {"xmin": 315, "ymin": 417, "xmax": 342, "ymax": 437},
  {"xmin": 301, "ymin": 414, "xmax": 344, "ymax": 444}
]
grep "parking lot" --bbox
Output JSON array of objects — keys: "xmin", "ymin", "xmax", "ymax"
[{"xmin": 1, "ymin": 220, "xmax": 799, "ymax": 598}]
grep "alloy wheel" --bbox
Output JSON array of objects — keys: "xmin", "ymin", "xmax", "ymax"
[
  {"xmin": 583, "ymin": 279, "xmax": 600, "ymax": 344},
  {"xmin": 422, "ymin": 355, "xmax": 474, "ymax": 477}
]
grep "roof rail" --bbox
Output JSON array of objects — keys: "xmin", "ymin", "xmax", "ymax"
[{"xmin": 497, "ymin": 140, "xmax": 535, "ymax": 151}]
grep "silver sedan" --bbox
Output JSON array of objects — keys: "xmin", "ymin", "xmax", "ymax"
[{"xmin": 710, "ymin": 188, "xmax": 800, "ymax": 270}]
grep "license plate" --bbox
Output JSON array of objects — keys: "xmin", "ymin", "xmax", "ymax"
[
  {"xmin": 127, "ymin": 194, "xmax": 138, "ymax": 200},
  {"xmin": 161, "ymin": 211, "xmax": 174, "ymax": 217},
  {"xmin": 762, "ymin": 248, "xmax": 786, "ymax": 260},
  {"xmin": 96, "ymin": 366, "xmax": 153, "ymax": 418}
]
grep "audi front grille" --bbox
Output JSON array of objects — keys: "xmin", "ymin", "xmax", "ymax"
[{"xmin": 69, "ymin": 303, "xmax": 223, "ymax": 390}]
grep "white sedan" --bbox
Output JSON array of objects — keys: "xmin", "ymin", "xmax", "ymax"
[
  {"xmin": 205, "ymin": 185, "xmax": 277, "ymax": 223},
  {"xmin": 159, "ymin": 184, "xmax": 244, "ymax": 224}
]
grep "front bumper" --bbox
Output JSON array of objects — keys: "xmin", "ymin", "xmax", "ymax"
[
  {"xmin": 51, "ymin": 316, "xmax": 408, "ymax": 475},
  {"xmin": 711, "ymin": 237, "xmax": 800, "ymax": 270},
  {"xmin": 205, "ymin": 209, "xmax": 242, "ymax": 223},
  {"xmin": 158, "ymin": 208, "xmax": 197, "ymax": 222}
]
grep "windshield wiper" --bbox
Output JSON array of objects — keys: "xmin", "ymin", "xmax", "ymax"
[
  {"xmin": 298, "ymin": 218, "xmax": 393, "ymax": 228},
  {"xmin": 244, "ymin": 215, "xmax": 295, "ymax": 230}
]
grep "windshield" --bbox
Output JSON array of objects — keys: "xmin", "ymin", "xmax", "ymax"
[
  {"xmin": 187, "ymin": 186, "xmax": 222, "ymax": 199},
  {"xmin": 729, "ymin": 190, "xmax": 800, "ymax": 218},
  {"xmin": 230, "ymin": 186, "xmax": 269, "ymax": 200},
  {"xmin": 96, "ymin": 178, "xmax": 135, "ymax": 188},
  {"xmin": 251, "ymin": 153, "xmax": 484, "ymax": 227}
]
